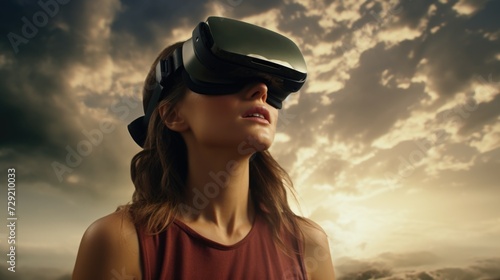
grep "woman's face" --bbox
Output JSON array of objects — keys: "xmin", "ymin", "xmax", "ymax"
[{"xmin": 175, "ymin": 82, "xmax": 279, "ymax": 155}]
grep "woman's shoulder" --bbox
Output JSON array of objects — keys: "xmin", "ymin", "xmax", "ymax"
[
  {"xmin": 295, "ymin": 217, "xmax": 329, "ymax": 246},
  {"xmin": 72, "ymin": 208, "xmax": 142, "ymax": 279},
  {"xmin": 84, "ymin": 208, "xmax": 137, "ymax": 242},
  {"xmin": 295, "ymin": 216, "xmax": 336, "ymax": 280}
]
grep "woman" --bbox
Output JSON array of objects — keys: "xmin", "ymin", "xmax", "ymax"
[{"xmin": 73, "ymin": 17, "xmax": 335, "ymax": 280}]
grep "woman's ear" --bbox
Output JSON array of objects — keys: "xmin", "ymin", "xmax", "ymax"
[{"xmin": 158, "ymin": 103, "xmax": 189, "ymax": 132}]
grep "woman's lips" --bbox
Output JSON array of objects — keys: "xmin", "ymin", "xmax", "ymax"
[{"xmin": 242, "ymin": 106, "xmax": 271, "ymax": 124}]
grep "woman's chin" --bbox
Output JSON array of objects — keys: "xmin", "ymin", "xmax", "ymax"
[{"xmin": 230, "ymin": 133, "xmax": 274, "ymax": 156}]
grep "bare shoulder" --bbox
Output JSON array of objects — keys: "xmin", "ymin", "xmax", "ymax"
[
  {"xmin": 72, "ymin": 208, "xmax": 142, "ymax": 280},
  {"xmin": 83, "ymin": 209, "xmax": 137, "ymax": 245},
  {"xmin": 296, "ymin": 217, "xmax": 329, "ymax": 247},
  {"xmin": 296, "ymin": 217, "xmax": 336, "ymax": 280}
]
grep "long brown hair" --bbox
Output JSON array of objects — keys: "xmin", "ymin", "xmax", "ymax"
[{"xmin": 126, "ymin": 41, "xmax": 307, "ymax": 252}]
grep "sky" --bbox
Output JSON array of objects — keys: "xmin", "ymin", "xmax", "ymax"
[{"xmin": 0, "ymin": 0, "xmax": 499, "ymax": 279}]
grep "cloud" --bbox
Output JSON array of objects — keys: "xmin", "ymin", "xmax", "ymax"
[
  {"xmin": 222, "ymin": 0, "xmax": 284, "ymax": 18},
  {"xmin": 334, "ymin": 255, "xmax": 500, "ymax": 280},
  {"xmin": 335, "ymin": 256, "xmax": 392, "ymax": 280},
  {"xmin": 459, "ymin": 94, "xmax": 500, "ymax": 135},
  {"xmin": 276, "ymin": 2, "xmax": 325, "ymax": 43},
  {"xmin": 452, "ymin": 0, "xmax": 490, "ymax": 17},
  {"xmin": 110, "ymin": 0, "xmax": 203, "ymax": 49},
  {"xmin": 378, "ymin": 251, "xmax": 441, "ymax": 268},
  {"xmin": 0, "ymin": 1, "xmax": 145, "ymax": 199},
  {"xmin": 274, "ymin": 0, "xmax": 500, "ymax": 212}
]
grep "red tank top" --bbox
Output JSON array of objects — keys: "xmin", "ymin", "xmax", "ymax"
[{"xmin": 136, "ymin": 213, "xmax": 308, "ymax": 279}]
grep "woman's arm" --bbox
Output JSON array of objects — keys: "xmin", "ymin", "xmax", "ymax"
[
  {"xmin": 72, "ymin": 210, "xmax": 142, "ymax": 280},
  {"xmin": 299, "ymin": 218, "xmax": 336, "ymax": 280}
]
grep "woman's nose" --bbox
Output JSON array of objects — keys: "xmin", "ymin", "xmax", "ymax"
[{"xmin": 244, "ymin": 82, "xmax": 268, "ymax": 103}]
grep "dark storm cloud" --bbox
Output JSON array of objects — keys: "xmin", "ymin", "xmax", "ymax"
[
  {"xmin": 110, "ymin": 0, "xmax": 205, "ymax": 50},
  {"xmin": 279, "ymin": 0, "xmax": 498, "ymax": 148},
  {"xmin": 276, "ymin": 2, "xmax": 325, "ymax": 43},
  {"xmin": 0, "ymin": 1, "xmax": 142, "ymax": 194},
  {"xmin": 0, "ymin": 0, "xmax": 321, "ymax": 194},
  {"xmin": 352, "ymin": 1, "xmax": 402, "ymax": 30},
  {"xmin": 0, "ymin": 69, "xmax": 80, "ymax": 154},
  {"xmin": 302, "ymin": 156, "xmax": 348, "ymax": 187},
  {"xmin": 1, "ymin": 1, "xmax": 87, "ymax": 150},
  {"xmin": 329, "ymin": 42, "xmax": 427, "ymax": 144},
  {"xmin": 109, "ymin": 0, "xmax": 284, "ymax": 55},
  {"xmin": 0, "ymin": 1, "xmax": 99, "ymax": 188},
  {"xmin": 323, "ymin": 24, "xmax": 349, "ymax": 43},
  {"xmin": 384, "ymin": 0, "xmax": 434, "ymax": 29},
  {"xmin": 277, "ymin": 92, "xmax": 325, "ymax": 149},
  {"xmin": 415, "ymin": 0, "xmax": 500, "ymax": 99},
  {"xmin": 458, "ymin": 93, "xmax": 500, "ymax": 135},
  {"xmin": 318, "ymin": 0, "xmax": 480, "ymax": 144},
  {"xmin": 223, "ymin": 0, "xmax": 283, "ymax": 18},
  {"xmin": 270, "ymin": 3, "xmax": 432, "ymax": 146}
]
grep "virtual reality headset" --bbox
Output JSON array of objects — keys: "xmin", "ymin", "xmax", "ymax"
[{"xmin": 128, "ymin": 16, "xmax": 307, "ymax": 147}]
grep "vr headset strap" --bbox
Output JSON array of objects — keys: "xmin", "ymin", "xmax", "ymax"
[
  {"xmin": 145, "ymin": 47, "xmax": 183, "ymax": 122},
  {"xmin": 127, "ymin": 47, "xmax": 184, "ymax": 147}
]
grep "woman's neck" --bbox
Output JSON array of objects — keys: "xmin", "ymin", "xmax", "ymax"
[{"xmin": 180, "ymin": 147, "xmax": 255, "ymax": 235}]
